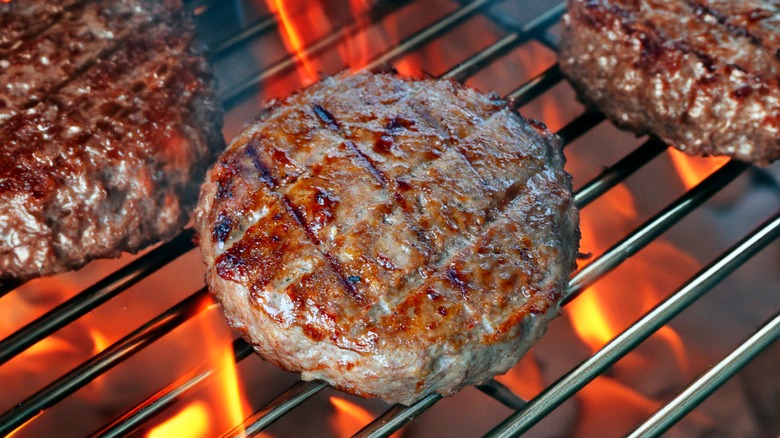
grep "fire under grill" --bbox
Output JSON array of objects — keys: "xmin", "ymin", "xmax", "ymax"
[{"xmin": 1, "ymin": 0, "xmax": 779, "ymax": 436}]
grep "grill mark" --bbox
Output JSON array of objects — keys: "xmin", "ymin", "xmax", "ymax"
[
  {"xmin": 407, "ymin": 105, "xmax": 525, "ymax": 223},
  {"xmin": 283, "ymin": 192, "xmax": 366, "ymax": 304},
  {"xmin": 0, "ymin": 0, "xmax": 176, "ymax": 120},
  {"xmin": 344, "ymin": 140, "xmax": 389, "ymax": 186},
  {"xmin": 0, "ymin": 0, "xmax": 87, "ymax": 52},
  {"xmin": 311, "ymin": 79, "xmax": 529, "ymax": 312},
  {"xmin": 235, "ymin": 73, "xmax": 556, "ymax": 331},
  {"xmin": 313, "ymin": 104, "xmax": 341, "ymax": 131},
  {"xmin": 383, "ymin": 176, "xmax": 556, "ymax": 340},
  {"xmin": 243, "ymin": 133, "xmax": 365, "ymax": 305},
  {"xmin": 245, "ymin": 139, "xmax": 278, "ymax": 188},
  {"xmin": 686, "ymin": 0, "xmax": 766, "ymax": 48},
  {"xmin": 342, "ymin": 136, "xmax": 435, "ymax": 256}
]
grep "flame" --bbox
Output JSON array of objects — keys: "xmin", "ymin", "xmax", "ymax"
[
  {"xmin": 668, "ymin": 149, "xmax": 729, "ymax": 190},
  {"xmin": 564, "ymin": 178, "xmax": 699, "ymax": 434},
  {"xmin": 144, "ymin": 297, "xmax": 248, "ymax": 437},
  {"xmin": 338, "ymin": 0, "xmax": 373, "ymax": 73},
  {"xmin": 569, "ymin": 183, "xmax": 697, "ymax": 352},
  {"xmin": 576, "ymin": 377, "xmax": 660, "ymax": 436},
  {"xmin": 330, "ymin": 396, "xmax": 375, "ymax": 436},
  {"xmin": 495, "ymin": 354, "xmax": 546, "ymax": 400},
  {"xmin": 7, "ymin": 413, "xmax": 42, "ymax": 438},
  {"xmin": 147, "ymin": 401, "xmax": 210, "ymax": 438},
  {"xmin": 266, "ymin": 0, "xmax": 329, "ymax": 84}
]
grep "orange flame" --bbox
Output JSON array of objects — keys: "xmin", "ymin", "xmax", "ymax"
[
  {"xmin": 338, "ymin": 0, "xmax": 373, "ymax": 73},
  {"xmin": 266, "ymin": 0, "xmax": 328, "ymax": 84},
  {"xmin": 330, "ymin": 396, "xmax": 375, "ymax": 436},
  {"xmin": 564, "ymin": 178, "xmax": 697, "ymax": 432},
  {"xmin": 145, "ymin": 297, "xmax": 248, "ymax": 437},
  {"xmin": 576, "ymin": 377, "xmax": 659, "ymax": 436},
  {"xmin": 495, "ymin": 354, "xmax": 546, "ymax": 401},
  {"xmin": 7, "ymin": 413, "xmax": 42, "ymax": 438},
  {"xmin": 147, "ymin": 401, "xmax": 210, "ymax": 438},
  {"xmin": 668, "ymin": 149, "xmax": 729, "ymax": 190}
]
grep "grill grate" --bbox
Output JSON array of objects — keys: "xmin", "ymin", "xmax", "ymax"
[{"xmin": 1, "ymin": 0, "xmax": 778, "ymax": 437}]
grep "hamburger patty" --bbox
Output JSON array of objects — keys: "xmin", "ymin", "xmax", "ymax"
[
  {"xmin": 559, "ymin": 0, "xmax": 780, "ymax": 163},
  {"xmin": 0, "ymin": 0, "xmax": 223, "ymax": 280},
  {"xmin": 195, "ymin": 72, "xmax": 579, "ymax": 405}
]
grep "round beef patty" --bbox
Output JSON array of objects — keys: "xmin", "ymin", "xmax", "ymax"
[
  {"xmin": 560, "ymin": 0, "xmax": 780, "ymax": 163},
  {"xmin": 0, "ymin": 0, "xmax": 223, "ymax": 280},
  {"xmin": 195, "ymin": 72, "xmax": 580, "ymax": 405}
]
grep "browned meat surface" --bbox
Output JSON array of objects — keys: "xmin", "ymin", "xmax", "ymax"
[
  {"xmin": 195, "ymin": 72, "xmax": 579, "ymax": 405},
  {"xmin": 0, "ymin": 0, "xmax": 83, "ymax": 51},
  {"xmin": 559, "ymin": 0, "xmax": 780, "ymax": 163},
  {"xmin": 0, "ymin": 1, "xmax": 223, "ymax": 280}
]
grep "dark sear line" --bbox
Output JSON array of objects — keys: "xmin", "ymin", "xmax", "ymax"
[
  {"xmin": 0, "ymin": 0, "xmax": 178, "ymax": 121},
  {"xmin": 0, "ymin": 0, "xmax": 85, "ymax": 51}
]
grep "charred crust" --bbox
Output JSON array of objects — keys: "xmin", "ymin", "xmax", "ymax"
[
  {"xmin": 245, "ymin": 138, "xmax": 278, "ymax": 188},
  {"xmin": 312, "ymin": 104, "xmax": 340, "ymax": 131},
  {"xmin": 212, "ymin": 210, "xmax": 233, "ymax": 244}
]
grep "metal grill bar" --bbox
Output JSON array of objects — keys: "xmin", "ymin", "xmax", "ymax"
[
  {"xmin": 362, "ymin": 0, "xmax": 499, "ymax": 72},
  {"xmin": 0, "ymin": 231, "xmax": 195, "ymax": 365},
  {"xmin": 573, "ymin": 139, "xmax": 667, "ymax": 208},
  {"xmin": 222, "ymin": 380, "xmax": 329, "ymax": 438},
  {"xmin": 506, "ymin": 64, "xmax": 563, "ymax": 109},
  {"xmin": 441, "ymin": 3, "xmax": 565, "ymax": 82},
  {"xmin": 475, "ymin": 379, "xmax": 527, "ymax": 410},
  {"xmin": 354, "ymin": 393, "xmax": 442, "ymax": 438},
  {"xmin": 567, "ymin": 160, "xmax": 749, "ymax": 301},
  {"xmin": 629, "ymin": 310, "xmax": 780, "ymax": 438},
  {"xmin": 219, "ymin": 0, "xmax": 411, "ymax": 108},
  {"xmin": 207, "ymin": 15, "xmax": 277, "ymax": 57},
  {"xmin": 93, "ymin": 338, "xmax": 254, "ymax": 438},
  {"xmin": 0, "ymin": 289, "xmax": 211, "ymax": 436},
  {"xmin": 486, "ymin": 212, "xmax": 780, "ymax": 437}
]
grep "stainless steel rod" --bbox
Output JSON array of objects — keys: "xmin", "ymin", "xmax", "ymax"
[
  {"xmin": 0, "ymin": 289, "xmax": 212, "ymax": 436},
  {"xmin": 574, "ymin": 139, "xmax": 668, "ymax": 209},
  {"xmin": 362, "ymin": 0, "xmax": 500, "ymax": 72},
  {"xmin": 222, "ymin": 380, "xmax": 329, "ymax": 437},
  {"xmin": 442, "ymin": 3, "xmax": 565, "ymax": 82},
  {"xmin": 485, "ymin": 212, "xmax": 780, "ymax": 438},
  {"xmin": 353, "ymin": 393, "xmax": 442, "ymax": 438},
  {"xmin": 506, "ymin": 63, "xmax": 563, "ymax": 109},
  {"xmin": 0, "ymin": 230, "xmax": 195, "ymax": 365},
  {"xmin": 93, "ymin": 338, "xmax": 254, "ymax": 438},
  {"xmin": 566, "ymin": 160, "xmax": 750, "ymax": 303},
  {"xmin": 628, "ymin": 311, "xmax": 780, "ymax": 437},
  {"xmin": 219, "ymin": 0, "xmax": 411, "ymax": 107}
]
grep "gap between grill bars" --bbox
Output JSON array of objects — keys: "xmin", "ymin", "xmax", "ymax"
[{"xmin": 1, "ymin": 0, "xmax": 777, "ymax": 437}]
